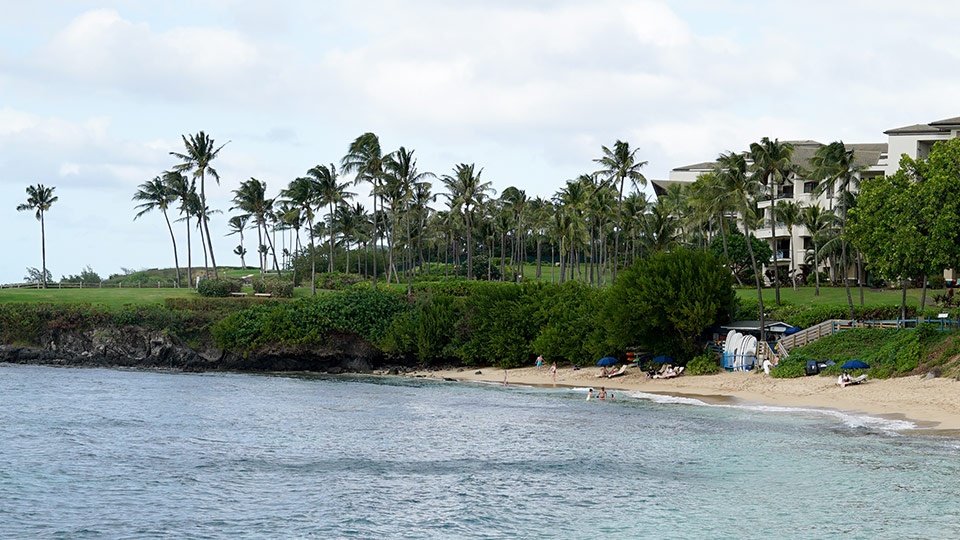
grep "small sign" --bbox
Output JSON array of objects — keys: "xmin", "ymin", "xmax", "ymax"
[{"xmin": 938, "ymin": 313, "xmax": 949, "ymax": 319}]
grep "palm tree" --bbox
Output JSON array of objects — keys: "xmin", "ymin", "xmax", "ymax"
[
  {"xmin": 282, "ymin": 176, "xmax": 319, "ymax": 294},
  {"xmin": 170, "ymin": 131, "xmax": 228, "ymax": 277},
  {"xmin": 163, "ymin": 171, "xmax": 196, "ymax": 287},
  {"xmin": 232, "ymin": 178, "xmax": 280, "ymax": 278},
  {"xmin": 594, "ymin": 140, "xmax": 647, "ymax": 280},
  {"xmin": 809, "ymin": 141, "xmax": 862, "ymax": 319},
  {"xmin": 441, "ymin": 163, "xmax": 493, "ymax": 280},
  {"xmin": 384, "ymin": 148, "xmax": 434, "ymax": 291},
  {"xmin": 310, "ymin": 164, "xmax": 355, "ymax": 276},
  {"xmin": 341, "ymin": 133, "xmax": 386, "ymax": 287},
  {"xmin": 750, "ymin": 137, "xmax": 795, "ymax": 305},
  {"xmin": 716, "ymin": 151, "xmax": 768, "ymax": 341},
  {"xmin": 133, "ymin": 176, "xmax": 181, "ymax": 287},
  {"xmin": 775, "ymin": 200, "xmax": 803, "ymax": 291},
  {"xmin": 226, "ymin": 215, "xmax": 250, "ymax": 269},
  {"xmin": 799, "ymin": 205, "xmax": 837, "ymax": 296},
  {"xmin": 16, "ymin": 184, "xmax": 58, "ymax": 289}
]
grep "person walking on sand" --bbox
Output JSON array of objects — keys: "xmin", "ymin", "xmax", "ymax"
[
  {"xmin": 536, "ymin": 355, "xmax": 544, "ymax": 372},
  {"xmin": 550, "ymin": 362, "xmax": 557, "ymax": 383}
]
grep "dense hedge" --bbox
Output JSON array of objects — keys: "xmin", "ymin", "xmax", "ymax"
[
  {"xmin": 211, "ymin": 288, "xmax": 412, "ymax": 351},
  {"xmin": 197, "ymin": 278, "xmax": 242, "ymax": 297},
  {"xmin": 253, "ymin": 278, "xmax": 294, "ymax": 298}
]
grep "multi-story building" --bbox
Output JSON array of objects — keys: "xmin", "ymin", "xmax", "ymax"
[{"xmin": 652, "ymin": 116, "xmax": 960, "ymax": 284}]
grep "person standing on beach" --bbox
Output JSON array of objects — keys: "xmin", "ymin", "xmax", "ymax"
[
  {"xmin": 550, "ymin": 362, "xmax": 557, "ymax": 383},
  {"xmin": 536, "ymin": 355, "xmax": 544, "ymax": 372}
]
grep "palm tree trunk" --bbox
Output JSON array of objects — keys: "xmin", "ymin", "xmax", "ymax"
[
  {"xmin": 745, "ymin": 226, "xmax": 766, "ymax": 343},
  {"xmin": 163, "ymin": 209, "xmax": 181, "ymax": 287},
  {"xmin": 186, "ymin": 214, "xmax": 193, "ymax": 287},
  {"xmin": 813, "ymin": 241, "xmax": 821, "ymax": 296},
  {"xmin": 200, "ymin": 171, "xmax": 217, "ymax": 275},
  {"xmin": 857, "ymin": 250, "xmax": 864, "ymax": 305},
  {"xmin": 40, "ymin": 211, "xmax": 48, "ymax": 289}
]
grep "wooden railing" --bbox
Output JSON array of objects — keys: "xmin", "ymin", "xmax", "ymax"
[{"xmin": 776, "ymin": 317, "xmax": 960, "ymax": 358}]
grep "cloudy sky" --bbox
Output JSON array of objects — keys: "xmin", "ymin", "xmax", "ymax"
[{"xmin": 2, "ymin": 0, "xmax": 959, "ymax": 284}]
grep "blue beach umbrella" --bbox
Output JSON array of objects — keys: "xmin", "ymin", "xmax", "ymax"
[
  {"xmin": 652, "ymin": 355, "xmax": 674, "ymax": 364},
  {"xmin": 842, "ymin": 360, "xmax": 870, "ymax": 370},
  {"xmin": 597, "ymin": 356, "xmax": 618, "ymax": 367}
]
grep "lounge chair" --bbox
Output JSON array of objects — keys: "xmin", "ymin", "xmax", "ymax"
[
  {"xmin": 849, "ymin": 374, "xmax": 868, "ymax": 385},
  {"xmin": 607, "ymin": 365, "xmax": 628, "ymax": 378}
]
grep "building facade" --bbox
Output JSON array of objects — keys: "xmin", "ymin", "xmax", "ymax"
[{"xmin": 652, "ymin": 116, "xmax": 960, "ymax": 284}]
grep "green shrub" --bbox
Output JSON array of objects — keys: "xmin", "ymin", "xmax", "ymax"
[
  {"xmin": 253, "ymin": 277, "xmax": 294, "ymax": 298},
  {"xmin": 197, "ymin": 278, "xmax": 242, "ymax": 297},
  {"xmin": 316, "ymin": 272, "xmax": 364, "ymax": 290},
  {"xmin": 686, "ymin": 353, "xmax": 722, "ymax": 375}
]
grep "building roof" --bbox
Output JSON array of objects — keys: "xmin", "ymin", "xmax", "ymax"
[
  {"xmin": 929, "ymin": 116, "xmax": 960, "ymax": 127},
  {"xmin": 671, "ymin": 161, "xmax": 717, "ymax": 172},
  {"xmin": 883, "ymin": 123, "xmax": 941, "ymax": 135}
]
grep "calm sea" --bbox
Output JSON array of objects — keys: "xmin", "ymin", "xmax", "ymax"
[{"xmin": 1, "ymin": 364, "xmax": 959, "ymax": 539}]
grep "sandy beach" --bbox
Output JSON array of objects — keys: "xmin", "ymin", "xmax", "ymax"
[{"xmin": 408, "ymin": 364, "xmax": 960, "ymax": 433}]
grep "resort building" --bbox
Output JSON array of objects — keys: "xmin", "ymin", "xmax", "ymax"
[{"xmin": 652, "ymin": 116, "xmax": 960, "ymax": 285}]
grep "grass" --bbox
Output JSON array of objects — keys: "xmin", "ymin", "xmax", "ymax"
[
  {"xmin": 735, "ymin": 284, "xmax": 937, "ymax": 308},
  {"xmin": 0, "ymin": 287, "xmax": 198, "ymax": 309}
]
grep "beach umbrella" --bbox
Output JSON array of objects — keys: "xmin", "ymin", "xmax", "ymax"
[
  {"xmin": 842, "ymin": 360, "xmax": 870, "ymax": 370},
  {"xmin": 652, "ymin": 355, "xmax": 674, "ymax": 364},
  {"xmin": 597, "ymin": 356, "xmax": 618, "ymax": 367}
]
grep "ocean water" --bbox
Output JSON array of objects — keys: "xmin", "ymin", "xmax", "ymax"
[{"xmin": 1, "ymin": 365, "xmax": 959, "ymax": 539}]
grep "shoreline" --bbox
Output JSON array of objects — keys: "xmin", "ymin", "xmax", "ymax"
[{"xmin": 408, "ymin": 365, "xmax": 960, "ymax": 434}]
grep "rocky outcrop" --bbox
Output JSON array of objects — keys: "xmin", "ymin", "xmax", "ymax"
[{"xmin": 0, "ymin": 326, "xmax": 387, "ymax": 373}]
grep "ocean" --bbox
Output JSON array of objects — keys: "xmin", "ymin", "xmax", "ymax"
[{"xmin": 1, "ymin": 364, "xmax": 959, "ymax": 539}]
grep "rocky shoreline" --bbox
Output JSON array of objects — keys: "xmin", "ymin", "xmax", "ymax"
[{"xmin": 0, "ymin": 326, "xmax": 397, "ymax": 374}]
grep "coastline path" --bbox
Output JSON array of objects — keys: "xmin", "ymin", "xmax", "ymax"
[{"xmin": 409, "ymin": 365, "xmax": 960, "ymax": 433}]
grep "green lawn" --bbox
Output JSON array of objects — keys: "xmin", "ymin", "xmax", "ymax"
[
  {"xmin": 735, "ymin": 285, "xmax": 940, "ymax": 308},
  {"xmin": 0, "ymin": 287, "xmax": 198, "ymax": 308}
]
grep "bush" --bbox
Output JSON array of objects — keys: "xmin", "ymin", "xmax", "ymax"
[
  {"xmin": 316, "ymin": 272, "xmax": 364, "ymax": 291},
  {"xmin": 197, "ymin": 278, "xmax": 242, "ymax": 297},
  {"xmin": 686, "ymin": 353, "xmax": 722, "ymax": 375},
  {"xmin": 253, "ymin": 277, "xmax": 294, "ymax": 298},
  {"xmin": 927, "ymin": 275, "xmax": 946, "ymax": 289}
]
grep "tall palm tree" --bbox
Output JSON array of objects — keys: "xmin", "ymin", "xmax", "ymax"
[
  {"xmin": 170, "ymin": 131, "xmax": 228, "ymax": 276},
  {"xmin": 341, "ymin": 133, "xmax": 386, "ymax": 287},
  {"xmin": 441, "ymin": 163, "xmax": 493, "ymax": 280},
  {"xmin": 775, "ymin": 200, "xmax": 803, "ymax": 291},
  {"xmin": 310, "ymin": 164, "xmax": 355, "ymax": 276},
  {"xmin": 133, "ymin": 176, "xmax": 181, "ymax": 287},
  {"xmin": 594, "ymin": 140, "xmax": 647, "ymax": 280},
  {"xmin": 282, "ymin": 176, "xmax": 319, "ymax": 293},
  {"xmin": 799, "ymin": 205, "xmax": 837, "ymax": 296},
  {"xmin": 384, "ymin": 148, "xmax": 434, "ymax": 291},
  {"xmin": 809, "ymin": 141, "xmax": 862, "ymax": 319},
  {"xmin": 17, "ymin": 184, "xmax": 58, "ymax": 289},
  {"xmin": 716, "ymin": 151, "xmax": 768, "ymax": 341},
  {"xmin": 226, "ymin": 215, "xmax": 250, "ymax": 269},
  {"xmin": 164, "ymin": 171, "xmax": 196, "ymax": 287},
  {"xmin": 750, "ymin": 137, "xmax": 795, "ymax": 305},
  {"xmin": 528, "ymin": 197, "xmax": 553, "ymax": 280},
  {"xmin": 232, "ymin": 178, "xmax": 280, "ymax": 278}
]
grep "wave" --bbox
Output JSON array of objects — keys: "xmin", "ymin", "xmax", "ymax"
[{"xmin": 622, "ymin": 390, "xmax": 918, "ymax": 434}]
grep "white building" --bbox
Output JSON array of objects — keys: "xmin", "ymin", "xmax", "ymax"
[{"xmin": 652, "ymin": 116, "xmax": 960, "ymax": 284}]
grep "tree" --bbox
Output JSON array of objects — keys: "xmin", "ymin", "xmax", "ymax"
[
  {"xmin": 384, "ymin": 148, "xmax": 434, "ymax": 290},
  {"xmin": 594, "ymin": 140, "xmax": 647, "ymax": 280},
  {"xmin": 799, "ymin": 205, "xmax": 837, "ymax": 296},
  {"xmin": 605, "ymin": 248, "xmax": 735, "ymax": 360},
  {"xmin": 715, "ymin": 151, "xmax": 768, "ymax": 341},
  {"xmin": 164, "ymin": 171, "xmax": 196, "ymax": 287},
  {"xmin": 441, "ymin": 163, "xmax": 493, "ymax": 280},
  {"xmin": 809, "ymin": 141, "xmax": 862, "ymax": 319},
  {"xmin": 341, "ymin": 133, "xmax": 386, "ymax": 287},
  {"xmin": 227, "ymin": 215, "xmax": 250, "ymax": 269},
  {"xmin": 232, "ymin": 178, "xmax": 280, "ymax": 277},
  {"xmin": 750, "ymin": 137, "xmax": 795, "ymax": 305},
  {"xmin": 774, "ymin": 200, "xmax": 803, "ymax": 291},
  {"xmin": 170, "ymin": 131, "xmax": 227, "ymax": 276},
  {"xmin": 23, "ymin": 267, "xmax": 52, "ymax": 284},
  {"xmin": 708, "ymin": 231, "xmax": 772, "ymax": 284},
  {"xmin": 16, "ymin": 184, "xmax": 58, "ymax": 289},
  {"xmin": 133, "ymin": 176, "xmax": 181, "ymax": 287}
]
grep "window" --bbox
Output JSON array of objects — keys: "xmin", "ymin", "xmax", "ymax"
[{"xmin": 804, "ymin": 181, "xmax": 817, "ymax": 194}]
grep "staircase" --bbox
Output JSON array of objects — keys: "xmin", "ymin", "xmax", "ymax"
[{"xmin": 774, "ymin": 319, "xmax": 853, "ymax": 358}]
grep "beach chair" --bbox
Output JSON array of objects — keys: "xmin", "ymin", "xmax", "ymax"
[
  {"xmin": 607, "ymin": 365, "xmax": 628, "ymax": 378},
  {"xmin": 849, "ymin": 374, "xmax": 868, "ymax": 385}
]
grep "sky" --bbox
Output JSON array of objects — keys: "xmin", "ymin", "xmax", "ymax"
[{"xmin": 2, "ymin": 0, "xmax": 960, "ymax": 284}]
